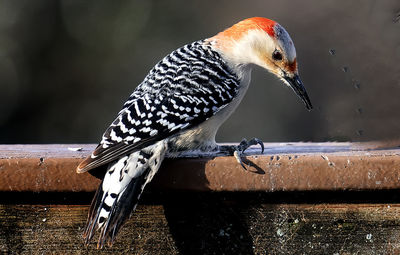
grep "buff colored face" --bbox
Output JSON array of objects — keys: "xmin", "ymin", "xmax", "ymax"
[{"xmin": 256, "ymin": 24, "xmax": 298, "ymax": 79}]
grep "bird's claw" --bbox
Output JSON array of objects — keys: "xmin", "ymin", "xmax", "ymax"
[
  {"xmin": 233, "ymin": 150, "xmax": 247, "ymax": 170},
  {"xmin": 237, "ymin": 138, "xmax": 264, "ymax": 154},
  {"xmin": 232, "ymin": 138, "xmax": 264, "ymax": 170}
]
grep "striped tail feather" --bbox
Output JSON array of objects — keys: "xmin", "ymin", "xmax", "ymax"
[{"xmin": 83, "ymin": 141, "xmax": 167, "ymax": 248}]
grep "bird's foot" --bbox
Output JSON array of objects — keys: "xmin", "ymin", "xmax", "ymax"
[{"xmin": 219, "ymin": 138, "xmax": 264, "ymax": 170}]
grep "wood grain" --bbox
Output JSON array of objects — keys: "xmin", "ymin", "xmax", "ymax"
[{"xmin": 1, "ymin": 199, "xmax": 400, "ymax": 254}]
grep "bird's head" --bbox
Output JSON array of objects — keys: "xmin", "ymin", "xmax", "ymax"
[{"xmin": 209, "ymin": 17, "xmax": 312, "ymax": 110}]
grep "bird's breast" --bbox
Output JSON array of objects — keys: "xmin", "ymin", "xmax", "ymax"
[{"xmin": 167, "ymin": 69, "xmax": 252, "ymax": 155}]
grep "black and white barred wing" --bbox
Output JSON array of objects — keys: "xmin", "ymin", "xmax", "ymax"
[{"xmin": 77, "ymin": 41, "xmax": 240, "ymax": 173}]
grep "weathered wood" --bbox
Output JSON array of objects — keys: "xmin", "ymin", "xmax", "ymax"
[
  {"xmin": 1, "ymin": 143, "xmax": 400, "ymax": 254},
  {"xmin": 0, "ymin": 143, "xmax": 400, "ymax": 192},
  {"xmin": 1, "ymin": 197, "xmax": 400, "ymax": 254},
  {"xmin": 0, "ymin": 204, "xmax": 175, "ymax": 254}
]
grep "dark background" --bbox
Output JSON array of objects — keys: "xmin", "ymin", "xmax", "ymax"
[{"xmin": 0, "ymin": 0, "xmax": 399, "ymax": 144}]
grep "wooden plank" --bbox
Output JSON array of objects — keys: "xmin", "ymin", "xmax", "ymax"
[
  {"xmin": 0, "ymin": 204, "xmax": 175, "ymax": 254},
  {"xmin": 1, "ymin": 199, "xmax": 400, "ymax": 254},
  {"xmin": 0, "ymin": 143, "xmax": 400, "ymax": 192}
]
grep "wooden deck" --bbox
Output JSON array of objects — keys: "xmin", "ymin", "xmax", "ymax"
[{"xmin": 1, "ymin": 143, "xmax": 400, "ymax": 254}]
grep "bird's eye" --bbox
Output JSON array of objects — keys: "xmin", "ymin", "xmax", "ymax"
[{"xmin": 272, "ymin": 50, "xmax": 283, "ymax": 61}]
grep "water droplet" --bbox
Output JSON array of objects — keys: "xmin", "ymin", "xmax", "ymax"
[
  {"xmin": 357, "ymin": 108, "xmax": 363, "ymax": 114},
  {"xmin": 329, "ymin": 49, "xmax": 336, "ymax": 55},
  {"xmin": 393, "ymin": 12, "xmax": 400, "ymax": 23},
  {"xmin": 356, "ymin": 130, "xmax": 364, "ymax": 136},
  {"xmin": 354, "ymin": 81, "xmax": 361, "ymax": 89},
  {"xmin": 342, "ymin": 66, "xmax": 349, "ymax": 73}
]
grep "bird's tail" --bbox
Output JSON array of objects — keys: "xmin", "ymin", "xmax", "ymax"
[{"xmin": 83, "ymin": 141, "xmax": 167, "ymax": 248}]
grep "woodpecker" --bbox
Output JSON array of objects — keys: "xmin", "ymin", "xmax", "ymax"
[{"xmin": 77, "ymin": 17, "xmax": 312, "ymax": 248}]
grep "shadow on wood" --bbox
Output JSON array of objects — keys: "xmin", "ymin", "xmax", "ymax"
[{"xmin": 163, "ymin": 193, "xmax": 255, "ymax": 254}]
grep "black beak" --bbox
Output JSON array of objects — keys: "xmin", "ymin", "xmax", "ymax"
[{"xmin": 284, "ymin": 74, "xmax": 313, "ymax": 110}]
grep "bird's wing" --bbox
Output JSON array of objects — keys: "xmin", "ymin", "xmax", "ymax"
[{"xmin": 77, "ymin": 41, "xmax": 240, "ymax": 173}]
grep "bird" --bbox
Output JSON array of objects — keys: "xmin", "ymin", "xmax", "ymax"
[{"xmin": 77, "ymin": 17, "xmax": 312, "ymax": 248}]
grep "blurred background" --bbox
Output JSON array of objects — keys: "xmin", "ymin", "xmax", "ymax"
[{"xmin": 0, "ymin": 0, "xmax": 399, "ymax": 144}]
